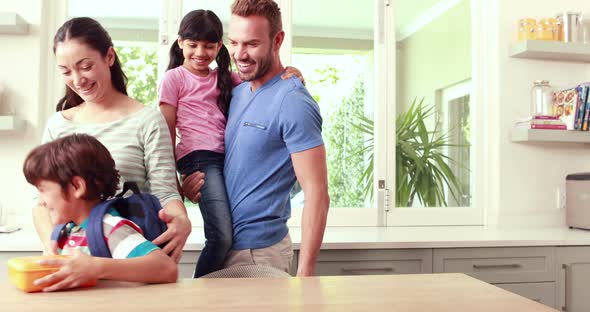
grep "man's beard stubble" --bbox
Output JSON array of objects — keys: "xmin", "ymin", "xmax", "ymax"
[{"xmin": 237, "ymin": 48, "xmax": 273, "ymax": 82}]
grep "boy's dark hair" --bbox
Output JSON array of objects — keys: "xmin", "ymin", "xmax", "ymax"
[
  {"xmin": 23, "ymin": 134, "xmax": 120, "ymax": 201},
  {"xmin": 167, "ymin": 10, "xmax": 232, "ymax": 117},
  {"xmin": 53, "ymin": 17, "xmax": 128, "ymax": 111},
  {"xmin": 231, "ymin": 0, "xmax": 283, "ymax": 39}
]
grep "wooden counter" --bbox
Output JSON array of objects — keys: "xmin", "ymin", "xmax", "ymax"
[{"xmin": 0, "ymin": 273, "xmax": 556, "ymax": 311}]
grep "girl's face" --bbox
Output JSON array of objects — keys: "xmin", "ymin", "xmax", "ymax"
[
  {"xmin": 178, "ymin": 39, "xmax": 222, "ymax": 77},
  {"xmin": 55, "ymin": 39, "xmax": 115, "ymax": 104}
]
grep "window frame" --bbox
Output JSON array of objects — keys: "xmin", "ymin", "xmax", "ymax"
[{"xmin": 386, "ymin": 0, "xmax": 488, "ymax": 226}]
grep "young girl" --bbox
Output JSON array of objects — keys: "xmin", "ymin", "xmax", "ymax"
[{"xmin": 159, "ymin": 9, "xmax": 302, "ymax": 278}]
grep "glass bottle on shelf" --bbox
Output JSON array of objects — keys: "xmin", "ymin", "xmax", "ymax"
[
  {"xmin": 518, "ymin": 18, "xmax": 536, "ymax": 41},
  {"xmin": 580, "ymin": 18, "xmax": 590, "ymax": 44},
  {"xmin": 536, "ymin": 18, "xmax": 555, "ymax": 40},
  {"xmin": 530, "ymin": 80, "xmax": 553, "ymax": 117}
]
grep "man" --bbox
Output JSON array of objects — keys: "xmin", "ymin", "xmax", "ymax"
[{"xmin": 183, "ymin": 0, "xmax": 329, "ymax": 276}]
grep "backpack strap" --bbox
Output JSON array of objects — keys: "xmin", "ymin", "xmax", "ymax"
[
  {"xmin": 117, "ymin": 181, "xmax": 141, "ymax": 197},
  {"xmin": 50, "ymin": 223, "xmax": 68, "ymax": 247},
  {"xmin": 86, "ymin": 200, "xmax": 114, "ymax": 258}
]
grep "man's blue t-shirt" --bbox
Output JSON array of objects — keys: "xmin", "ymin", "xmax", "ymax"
[{"xmin": 224, "ymin": 72, "xmax": 323, "ymax": 250}]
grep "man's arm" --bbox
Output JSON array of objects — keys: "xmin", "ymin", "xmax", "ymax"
[{"xmin": 291, "ymin": 145, "xmax": 330, "ymax": 276}]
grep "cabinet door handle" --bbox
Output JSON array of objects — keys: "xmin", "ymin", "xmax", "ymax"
[
  {"xmin": 341, "ymin": 267, "xmax": 395, "ymax": 274},
  {"xmin": 561, "ymin": 264, "xmax": 570, "ymax": 311},
  {"xmin": 472, "ymin": 263, "xmax": 521, "ymax": 269}
]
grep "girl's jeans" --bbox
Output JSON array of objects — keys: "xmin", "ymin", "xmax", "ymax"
[{"xmin": 177, "ymin": 150, "xmax": 233, "ymax": 278}]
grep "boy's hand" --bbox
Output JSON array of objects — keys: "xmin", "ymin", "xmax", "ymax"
[
  {"xmin": 34, "ymin": 250, "xmax": 99, "ymax": 292},
  {"xmin": 42, "ymin": 240, "xmax": 59, "ymax": 256},
  {"xmin": 154, "ymin": 209, "xmax": 191, "ymax": 263}
]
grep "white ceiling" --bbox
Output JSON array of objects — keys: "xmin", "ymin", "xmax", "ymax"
[
  {"xmin": 290, "ymin": 0, "xmax": 445, "ymax": 32},
  {"xmin": 69, "ymin": 0, "xmax": 447, "ymax": 32}
]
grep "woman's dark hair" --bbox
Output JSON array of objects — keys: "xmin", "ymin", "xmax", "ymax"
[
  {"xmin": 23, "ymin": 134, "xmax": 120, "ymax": 201},
  {"xmin": 53, "ymin": 17, "xmax": 127, "ymax": 112},
  {"xmin": 168, "ymin": 10, "xmax": 232, "ymax": 116}
]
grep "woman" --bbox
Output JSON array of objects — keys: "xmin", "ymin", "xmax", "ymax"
[{"xmin": 32, "ymin": 17, "xmax": 191, "ymax": 263}]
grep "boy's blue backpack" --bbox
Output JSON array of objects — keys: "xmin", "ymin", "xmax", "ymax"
[{"xmin": 50, "ymin": 182, "xmax": 167, "ymax": 258}]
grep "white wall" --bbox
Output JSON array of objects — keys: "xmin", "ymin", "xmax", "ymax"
[
  {"xmin": 491, "ymin": 0, "xmax": 590, "ymax": 227},
  {"xmin": 396, "ymin": 0, "xmax": 471, "ymax": 112},
  {"xmin": 0, "ymin": 0, "xmax": 49, "ymax": 223}
]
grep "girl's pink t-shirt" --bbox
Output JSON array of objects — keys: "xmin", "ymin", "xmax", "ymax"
[{"xmin": 158, "ymin": 66, "xmax": 241, "ymax": 161}]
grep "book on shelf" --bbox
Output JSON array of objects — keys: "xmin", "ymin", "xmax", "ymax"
[
  {"xmin": 531, "ymin": 115, "xmax": 559, "ymax": 120},
  {"xmin": 553, "ymin": 87, "xmax": 578, "ymax": 130},
  {"xmin": 581, "ymin": 84, "xmax": 590, "ymax": 131},
  {"xmin": 574, "ymin": 84, "xmax": 589, "ymax": 130},
  {"xmin": 515, "ymin": 115, "xmax": 566, "ymax": 129},
  {"xmin": 530, "ymin": 124, "xmax": 567, "ymax": 130},
  {"xmin": 530, "ymin": 119, "xmax": 566, "ymax": 125}
]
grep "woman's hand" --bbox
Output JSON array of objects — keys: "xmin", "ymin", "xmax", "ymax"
[
  {"xmin": 153, "ymin": 208, "xmax": 192, "ymax": 263},
  {"xmin": 34, "ymin": 250, "xmax": 99, "ymax": 292},
  {"xmin": 282, "ymin": 66, "xmax": 305, "ymax": 86}
]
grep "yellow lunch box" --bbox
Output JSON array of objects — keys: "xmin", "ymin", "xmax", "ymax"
[{"xmin": 7, "ymin": 255, "xmax": 97, "ymax": 292}]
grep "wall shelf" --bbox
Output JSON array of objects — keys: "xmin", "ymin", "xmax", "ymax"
[
  {"xmin": 511, "ymin": 127, "xmax": 590, "ymax": 143},
  {"xmin": 510, "ymin": 40, "xmax": 590, "ymax": 63},
  {"xmin": 0, "ymin": 12, "xmax": 29, "ymax": 35},
  {"xmin": 0, "ymin": 115, "xmax": 24, "ymax": 131}
]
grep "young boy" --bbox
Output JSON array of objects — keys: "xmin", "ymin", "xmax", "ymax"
[{"xmin": 23, "ymin": 134, "xmax": 177, "ymax": 292}]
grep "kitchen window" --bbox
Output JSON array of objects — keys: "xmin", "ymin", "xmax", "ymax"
[{"xmin": 55, "ymin": 0, "xmax": 487, "ymax": 227}]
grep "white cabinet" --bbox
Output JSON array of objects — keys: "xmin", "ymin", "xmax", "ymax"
[
  {"xmin": 433, "ymin": 247, "xmax": 556, "ymax": 309},
  {"xmin": 494, "ymin": 282, "xmax": 556, "ymax": 308},
  {"xmin": 433, "ymin": 247, "xmax": 555, "ymax": 283},
  {"xmin": 556, "ymin": 247, "xmax": 590, "ymax": 312},
  {"xmin": 314, "ymin": 249, "xmax": 432, "ymax": 276},
  {"xmin": 310, "ymin": 246, "xmax": 558, "ymax": 308}
]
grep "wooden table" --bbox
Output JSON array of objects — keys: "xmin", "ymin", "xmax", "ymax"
[{"xmin": 0, "ymin": 273, "xmax": 556, "ymax": 311}]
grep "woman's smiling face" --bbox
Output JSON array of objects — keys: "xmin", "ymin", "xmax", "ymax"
[{"xmin": 55, "ymin": 39, "xmax": 115, "ymax": 104}]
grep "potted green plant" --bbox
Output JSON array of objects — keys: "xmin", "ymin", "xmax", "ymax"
[{"xmin": 353, "ymin": 98, "xmax": 465, "ymax": 207}]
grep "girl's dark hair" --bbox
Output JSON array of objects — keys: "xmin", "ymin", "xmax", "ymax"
[
  {"xmin": 53, "ymin": 17, "xmax": 128, "ymax": 112},
  {"xmin": 23, "ymin": 134, "xmax": 120, "ymax": 201},
  {"xmin": 167, "ymin": 10, "xmax": 232, "ymax": 116}
]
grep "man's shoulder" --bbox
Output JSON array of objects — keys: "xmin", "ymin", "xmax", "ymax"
[
  {"xmin": 232, "ymin": 80, "xmax": 249, "ymax": 93},
  {"xmin": 279, "ymin": 77, "xmax": 313, "ymax": 99},
  {"xmin": 278, "ymin": 78, "xmax": 318, "ymax": 108}
]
